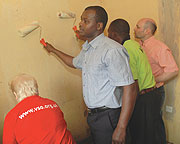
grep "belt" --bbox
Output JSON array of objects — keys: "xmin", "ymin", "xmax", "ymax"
[
  {"xmin": 87, "ymin": 106, "xmax": 110, "ymax": 115},
  {"xmin": 139, "ymin": 87, "xmax": 156, "ymax": 95}
]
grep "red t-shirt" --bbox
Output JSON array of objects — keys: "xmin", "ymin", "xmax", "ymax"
[{"xmin": 3, "ymin": 95, "xmax": 76, "ymax": 144}]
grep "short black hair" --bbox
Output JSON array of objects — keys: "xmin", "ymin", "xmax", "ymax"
[
  {"xmin": 85, "ymin": 6, "xmax": 108, "ymax": 30},
  {"xmin": 109, "ymin": 19, "xmax": 130, "ymax": 40}
]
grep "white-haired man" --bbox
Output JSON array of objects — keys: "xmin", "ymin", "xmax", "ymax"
[{"xmin": 3, "ymin": 74, "xmax": 76, "ymax": 144}]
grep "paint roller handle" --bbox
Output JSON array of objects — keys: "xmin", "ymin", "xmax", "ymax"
[
  {"xmin": 73, "ymin": 26, "xmax": 77, "ymax": 31},
  {"xmin": 72, "ymin": 26, "xmax": 80, "ymax": 39},
  {"xmin": 72, "ymin": 26, "xmax": 86, "ymax": 41},
  {"xmin": 40, "ymin": 38, "xmax": 47, "ymax": 47}
]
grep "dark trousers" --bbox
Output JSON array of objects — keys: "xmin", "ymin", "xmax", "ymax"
[
  {"xmin": 129, "ymin": 88, "xmax": 166, "ymax": 144},
  {"xmin": 87, "ymin": 108, "xmax": 121, "ymax": 144},
  {"xmin": 157, "ymin": 86, "xmax": 166, "ymax": 144}
]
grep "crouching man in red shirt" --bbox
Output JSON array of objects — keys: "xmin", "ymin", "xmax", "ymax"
[{"xmin": 3, "ymin": 74, "xmax": 76, "ymax": 144}]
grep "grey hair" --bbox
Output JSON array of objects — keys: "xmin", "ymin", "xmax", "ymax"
[
  {"xmin": 144, "ymin": 20, "xmax": 157, "ymax": 35},
  {"xmin": 11, "ymin": 74, "xmax": 39, "ymax": 102}
]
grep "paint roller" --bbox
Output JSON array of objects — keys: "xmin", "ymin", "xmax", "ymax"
[
  {"xmin": 57, "ymin": 11, "xmax": 76, "ymax": 19},
  {"xmin": 18, "ymin": 21, "xmax": 40, "ymax": 37},
  {"xmin": 57, "ymin": 11, "xmax": 79, "ymax": 40},
  {"xmin": 18, "ymin": 21, "xmax": 47, "ymax": 47},
  {"xmin": 18, "ymin": 10, "xmax": 76, "ymax": 46}
]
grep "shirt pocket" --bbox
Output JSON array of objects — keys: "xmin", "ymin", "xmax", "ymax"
[{"xmin": 87, "ymin": 64, "xmax": 107, "ymax": 78}]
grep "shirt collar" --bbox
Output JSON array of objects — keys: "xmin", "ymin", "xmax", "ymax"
[
  {"xmin": 18, "ymin": 95, "xmax": 40, "ymax": 104},
  {"xmin": 122, "ymin": 37, "xmax": 130, "ymax": 45},
  {"xmin": 82, "ymin": 33, "xmax": 105, "ymax": 51},
  {"xmin": 140, "ymin": 36, "xmax": 155, "ymax": 46}
]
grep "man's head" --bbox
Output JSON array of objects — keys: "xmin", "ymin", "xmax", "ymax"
[
  {"xmin": 108, "ymin": 19, "xmax": 130, "ymax": 44},
  {"xmin": 79, "ymin": 6, "xmax": 108, "ymax": 42},
  {"xmin": 134, "ymin": 18, "xmax": 157, "ymax": 41},
  {"xmin": 10, "ymin": 74, "xmax": 39, "ymax": 102}
]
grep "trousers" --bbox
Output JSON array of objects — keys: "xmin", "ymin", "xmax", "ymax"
[
  {"xmin": 129, "ymin": 88, "xmax": 166, "ymax": 144},
  {"xmin": 87, "ymin": 107, "xmax": 121, "ymax": 144}
]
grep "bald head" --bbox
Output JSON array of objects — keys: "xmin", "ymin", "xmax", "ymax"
[
  {"xmin": 139, "ymin": 18, "xmax": 157, "ymax": 35},
  {"xmin": 10, "ymin": 74, "xmax": 39, "ymax": 102},
  {"xmin": 134, "ymin": 18, "xmax": 157, "ymax": 41}
]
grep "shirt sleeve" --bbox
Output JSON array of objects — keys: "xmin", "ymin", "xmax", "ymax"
[
  {"xmin": 73, "ymin": 50, "xmax": 84, "ymax": 70},
  {"xmin": 105, "ymin": 47, "xmax": 134, "ymax": 86},
  {"xmin": 3, "ymin": 115, "xmax": 18, "ymax": 144},
  {"xmin": 158, "ymin": 46, "xmax": 179, "ymax": 72}
]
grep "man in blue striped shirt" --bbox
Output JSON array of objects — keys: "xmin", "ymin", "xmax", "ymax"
[{"xmin": 43, "ymin": 6, "xmax": 136, "ymax": 144}]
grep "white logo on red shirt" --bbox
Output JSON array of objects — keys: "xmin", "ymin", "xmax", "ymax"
[{"xmin": 19, "ymin": 104, "xmax": 58, "ymax": 119}]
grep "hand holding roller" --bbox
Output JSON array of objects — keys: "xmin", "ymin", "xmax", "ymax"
[{"xmin": 41, "ymin": 40, "xmax": 56, "ymax": 54}]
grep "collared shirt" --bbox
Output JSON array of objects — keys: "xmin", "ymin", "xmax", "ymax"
[
  {"xmin": 140, "ymin": 36, "xmax": 179, "ymax": 87},
  {"xmin": 73, "ymin": 33, "xmax": 134, "ymax": 108},
  {"xmin": 123, "ymin": 40, "xmax": 155, "ymax": 91}
]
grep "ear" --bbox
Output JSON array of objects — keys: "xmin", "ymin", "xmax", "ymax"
[
  {"xmin": 111, "ymin": 32, "xmax": 120, "ymax": 41},
  {"xmin": 13, "ymin": 91, "xmax": 18, "ymax": 100},
  {"xmin": 144, "ymin": 27, "xmax": 151, "ymax": 35},
  {"xmin": 113, "ymin": 32, "xmax": 118, "ymax": 38},
  {"xmin": 97, "ymin": 22, "xmax": 103, "ymax": 31}
]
